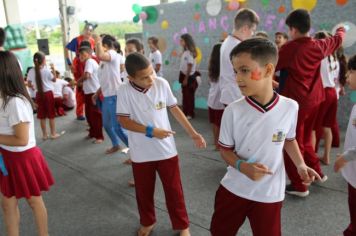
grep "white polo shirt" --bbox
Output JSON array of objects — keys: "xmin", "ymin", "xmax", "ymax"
[
  {"xmin": 98, "ymin": 49, "xmax": 123, "ymax": 97},
  {"xmin": 219, "ymin": 94, "xmax": 298, "ymax": 203},
  {"xmin": 52, "ymin": 79, "xmax": 69, "ymax": 98},
  {"xmin": 149, "ymin": 50, "xmax": 163, "ymax": 77},
  {"xmin": 116, "ymin": 77, "xmax": 178, "ymax": 163},
  {"xmin": 342, "ymin": 105, "xmax": 356, "ymax": 188},
  {"xmin": 83, "ymin": 58, "xmax": 100, "ymax": 94},
  {"xmin": 320, "ymin": 56, "xmax": 337, "ymax": 88},
  {"xmin": 179, "ymin": 50, "xmax": 196, "ymax": 75},
  {"xmin": 0, "ymin": 96, "xmax": 36, "ymax": 152},
  {"xmin": 27, "ymin": 67, "xmax": 54, "ymax": 93},
  {"xmin": 219, "ymin": 35, "xmax": 242, "ymax": 105},
  {"xmin": 208, "ymin": 81, "xmax": 225, "ymax": 110}
]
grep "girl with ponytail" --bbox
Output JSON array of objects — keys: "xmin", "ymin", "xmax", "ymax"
[{"xmin": 27, "ymin": 52, "xmax": 63, "ymax": 140}]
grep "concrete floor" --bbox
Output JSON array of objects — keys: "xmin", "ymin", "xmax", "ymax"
[{"xmin": 0, "ymin": 109, "xmax": 351, "ymax": 236}]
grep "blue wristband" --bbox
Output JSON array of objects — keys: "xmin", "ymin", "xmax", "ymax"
[
  {"xmin": 66, "ymin": 58, "xmax": 72, "ymax": 65},
  {"xmin": 0, "ymin": 154, "xmax": 8, "ymax": 176},
  {"xmin": 236, "ymin": 159, "xmax": 245, "ymax": 172},
  {"xmin": 145, "ymin": 125, "xmax": 154, "ymax": 138}
]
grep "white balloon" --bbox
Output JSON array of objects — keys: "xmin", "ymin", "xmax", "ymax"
[
  {"xmin": 332, "ymin": 21, "xmax": 356, "ymax": 48},
  {"xmin": 206, "ymin": 0, "xmax": 222, "ymax": 16}
]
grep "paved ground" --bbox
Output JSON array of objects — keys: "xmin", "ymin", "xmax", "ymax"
[{"xmin": 0, "ymin": 109, "xmax": 351, "ymax": 236}]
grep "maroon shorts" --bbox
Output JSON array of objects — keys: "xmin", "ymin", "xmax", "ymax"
[
  {"xmin": 315, "ymin": 87, "xmax": 337, "ymax": 128},
  {"xmin": 36, "ymin": 91, "xmax": 55, "ymax": 119},
  {"xmin": 0, "ymin": 146, "xmax": 54, "ymax": 199},
  {"xmin": 208, "ymin": 107, "xmax": 224, "ymax": 127}
]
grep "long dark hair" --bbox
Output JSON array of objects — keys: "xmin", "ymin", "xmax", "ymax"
[
  {"xmin": 314, "ymin": 31, "xmax": 337, "ymax": 71},
  {"xmin": 0, "ymin": 51, "xmax": 33, "ymax": 109},
  {"xmin": 336, "ymin": 47, "xmax": 348, "ymax": 86},
  {"xmin": 208, "ymin": 43, "xmax": 222, "ymax": 82},
  {"xmin": 33, "ymin": 51, "xmax": 46, "ymax": 96},
  {"xmin": 181, "ymin": 33, "xmax": 197, "ymax": 58},
  {"xmin": 102, "ymin": 34, "xmax": 116, "ymax": 49}
]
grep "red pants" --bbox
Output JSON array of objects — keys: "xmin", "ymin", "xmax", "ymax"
[
  {"xmin": 132, "ymin": 156, "xmax": 189, "ymax": 230},
  {"xmin": 76, "ymin": 88, "xmax": 85, "ymax": 117},
  {"xmin": 284, "ymin": 105, "xmax": 323, "ymax": 192},
  {"xmin": 331, "ymin": 120, "xmax": 340, "ymax": 147},
  {"xmin": 181, "ymin": 83, "xmax": 197, "ymax": 118},
  {"xmin": 210, "ymin": 185, "xmax": 282, "ymax": 236},
  {"xmin": 208, "ymin": 107, "xmax": 224, "ymax": 127},
  {"xmin": 84, "ymin": 94, "xmax": 103, "ymax": 140},
  {"xmin": 344, "ymin": 184, "xmax": 356, "ymax": 236},
  {"xmin": 54, "ymin": 97, "xmax": 66, "ymax": 116}
]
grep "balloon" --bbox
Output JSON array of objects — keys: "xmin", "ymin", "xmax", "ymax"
[
  {"xmin": 132, "ymin": 4, "xmax": 142, "ymax": 14},
  {"xmin": 161, "ymin": 20, "xmax": 169, "ymax": 30},
  {"xmin": 139, "ymin": 12, "xmax": 147, "ymax": 20},
  {"xmin": 291, "ymin": 0, "xmax": 318, "ymax": 11},
  {"xmin": 133, "ymin": 15, "xmax": 140, "ymax": 23}
]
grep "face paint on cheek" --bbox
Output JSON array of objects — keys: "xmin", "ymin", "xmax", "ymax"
[{"xmin": 251, "ymin": 69, "xmax": 262, "ymax": 81}]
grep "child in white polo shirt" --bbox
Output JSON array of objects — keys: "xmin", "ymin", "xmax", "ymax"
[
  {"xmin": 116, "ymin": 53, "xmax": 206, "ymax": 236},
  {"xmin": 334, "ymin": 54, "xmax": 356, "ymax": 236},
  {"xmin": 210, "ymin": 38, "xmax": 320, "ymax": 236}
]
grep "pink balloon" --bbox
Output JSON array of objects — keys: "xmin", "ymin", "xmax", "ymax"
[
  {"xmin": 139, "ymin": 12, "xmax": 148, "ymax": 20},
  {"xmin": 228, "ymin": 1, "xmax": 239, "ymax": 10}
]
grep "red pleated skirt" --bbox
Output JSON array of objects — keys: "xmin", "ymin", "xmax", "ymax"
[{"xmin": 0, "ymin": 146, "xmax": 54, "ymax": 199}]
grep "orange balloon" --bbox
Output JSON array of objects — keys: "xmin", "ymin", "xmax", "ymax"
[
  {"xmin": 194, "ymin": 13, "xmax": 201, "ymax": 21},
  {"xmin": 336, "ymin": 0, "xmax": 348, "ymax": 5},
  {"xmin": 278, "ymin": 5, "xmax": 286, "ymax": 13},
  {"xmin": 171, "ymin": 50, "xmax": 177, "ymax": 57}
]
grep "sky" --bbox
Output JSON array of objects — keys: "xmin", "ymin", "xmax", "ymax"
[{"xmin": 17, "ymin": 0, "xmax": 163, "ymax": 23}]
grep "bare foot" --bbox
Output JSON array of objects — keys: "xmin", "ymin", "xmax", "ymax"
[
  {"xmin": 128, "ymin": 179, "xmax": 135, "ymax": 187},
  {"xmin": 105, "ymin": 146, "xmax": 121, "ymax": 154},
  {"xmin": 42, "ymin": 135, "xmax": 48, "ymax": 141},
  {"xmin": 180, "ymin": 228, "xmax": 191, "ymax": 236},
  {"xmin": 93, "ymin": 139, "xmax": 103, "ymax": 144},
  {"xmin": 137, "ymin": 224, "xmax": 155, "ymax": 236},
  {"xmin": 123, "ymin": 158, "xmax": 133, "ymax": 165},
  {"xmin": 320, "ymin": 157, "xmax": 330, "ymax": 165},
  {"xmin": 50, "ymin": 131, "xmax": 66, "ymax": 140}
]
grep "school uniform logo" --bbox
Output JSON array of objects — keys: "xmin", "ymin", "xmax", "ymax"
[
  {"xmin": 155, "ymin": 101, "xmax": 166, "ymax": 110},
  {"xmin": 272, "ymin": 130, "xmax": 286, "ymax": 143}
]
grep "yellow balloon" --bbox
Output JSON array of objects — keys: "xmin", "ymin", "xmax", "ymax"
[
  {"xmin": 161, "ymin": 20, "xmax": 169, "ymax": 30},
  {"xmin": 292, "ymin": 0, "xmax": 318, "ymax": 11},
  {"xmin": 196, "ymin": 47, "xmax": 202, "ymax": 64}
]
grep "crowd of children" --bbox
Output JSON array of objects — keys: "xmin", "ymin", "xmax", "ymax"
[{"xmin": 0, "ymin": 6, "xmax": 355, "ymax": 236}]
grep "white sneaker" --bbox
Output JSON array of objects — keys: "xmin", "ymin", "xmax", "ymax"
[
  {"xmin": 286, "ymin": 184, "xmax": 309, "ymax": 197},
  {"xmin": 316, "ymin": 175, "xmax": 328, "ymax": 183}
]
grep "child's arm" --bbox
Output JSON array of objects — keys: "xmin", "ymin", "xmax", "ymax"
[
  {"xmin": 334, "ymin": 147, "xmax": 356, "ymax": 172},
  {"xmin": 118, "ymin": 116, "xmax": 175, "ymax": 139},
  {"xmin": 93, "ymin": 34, "xmax": 112, "ymax": 62},
  {"xmin": 169, "ymin": 106, "xmax": 206, "ymax": 148},
  {"xmin": 220, "ymin": 148, "xmax": 273, "ymax": 181},
  {"xmin": 284, "ymin": 139, "xmax": 321, "ymax": 184},
  {"xmin": 0, "ymin": 122, "xmax": 29, "ymax": 147}
]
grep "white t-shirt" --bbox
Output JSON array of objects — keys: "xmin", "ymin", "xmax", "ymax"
[
  {"xmin": 62, "ymin": 86, "xmax": 76, "ymax": 108},
  {"xmin": 219, "ymin": 35, "xmax": 242, "ymax": 105},
  {"xmin": 116, "ymin": 77, "xmax": 178, "ymax": 163},
  {"xmin": 27, "ymin": 67, "xmax": 54, "ymax": 93},
  {"xmin": 98, "ymin": 49, "xmax": 123, "ymax": 97},
  {"xmin": 0, "ymin": 96, "xmax": 36, "ymax": 152},
  {"xmin": 179, "ymin": 50, "xmax": 196, "ymax": 75},
  {"xmin": 342, "ymin": 105, "xmax": 356, "ymax": 188},
  {"xmin": 208, "ymin": 80, "xmax": 225, "ymax": 110},
  {"xmin": 52, "ymin": 79, "xmax": 69, "ymax": 98},
  {"xmin": 320, "ymin": 56, "xmax": 337, "ymax": 88},
  {"xmin": 149, "ymin": 50, "xmax": 163, "ymax": 77},
  {"xmin": 83, "ymin": 58, "xmax": 100, "ymax": 94},
  {"xmin": 219, "ymin": 94, "xmax": 298, "ymax": 203}
]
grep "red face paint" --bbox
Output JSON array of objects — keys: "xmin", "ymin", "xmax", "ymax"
[{"xmin": 251, "ymin": 69, "xmax": 262, "ymax": 81}]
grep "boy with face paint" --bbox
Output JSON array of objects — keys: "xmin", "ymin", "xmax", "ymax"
[{"xmin": 210, "ymin": 38, "xmax": 320, "ymax": 236}]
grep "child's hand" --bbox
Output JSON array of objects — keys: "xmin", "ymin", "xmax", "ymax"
[
  {"xmin": 334, "ymin": 155, "xmax": 347, "ymax": 172},
  {"xmin": 240, "ymin": 162, "xmax": 273, "ymax": 181},
  {"xmin": 153, "ymin": 128, "xmax": 175, "ymax": 139},
  {"xmin": 191, "ymin": 133, "xmax": 206, "ymax": 148},
  {"xmin": 92, "ymin": 93, "xmax": 98, "ymax": 105},
  {"xmin": 92, "ymin": 34, "xmax": 100, "ymax": 43},
  {"xmin": 297, "ymin": 164, "xmax": 321, "ymax": 185}
]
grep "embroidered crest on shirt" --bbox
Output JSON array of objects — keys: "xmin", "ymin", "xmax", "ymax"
[
  {"xmin": 272, "ymin": 131, "xmax": 286, "ymax": 143},
  {"xmin": 155, "ymin": 101, "xmax": 166, "ymax": 110}
]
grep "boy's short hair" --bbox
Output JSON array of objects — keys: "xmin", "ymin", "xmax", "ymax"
[
  {"xmin": 64, "ymin": 77, "xmax": 73, "ymax": 83},
  {"xmin": 255, "ymin": 31, "xmax": 269, "ymax": 39},
  {"xmin": 275, "ymin": 32, "xmax": 288, "ymax": 40},
  {"xmin": 125, "ymin": 52, "xmax": 150, "ymax": 77},
  {"xmin": 79, "ymin": 46, "xmax": 92, "ymax": 54},
  {"xmin": 148, "ymin": 36, "xmax": 159, "ymax": 46},
  {"xmin": 348, "ymin": 55, "xmax": 356, "ymax": 70},
  {"xmin": 126, "ymin": 38, "xmax": 143, "ymax": 51},
  {"xmin": 234, "ymin": 8, "xmax": 260, "ymax": 31},
  {"xmin": 79, "ymin": 40, "xmax": 91, "ymax": 48},
  {"xmin": 0, "ymin": 27, "xmax": 5, "ymax": 47},
  {"xmin": 230, "ymin": 38, "xmax": 278, "ymax": 66},
  {"xmin": 285, "ymin": 9, "xmax": 310, "ymax": 34}
]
